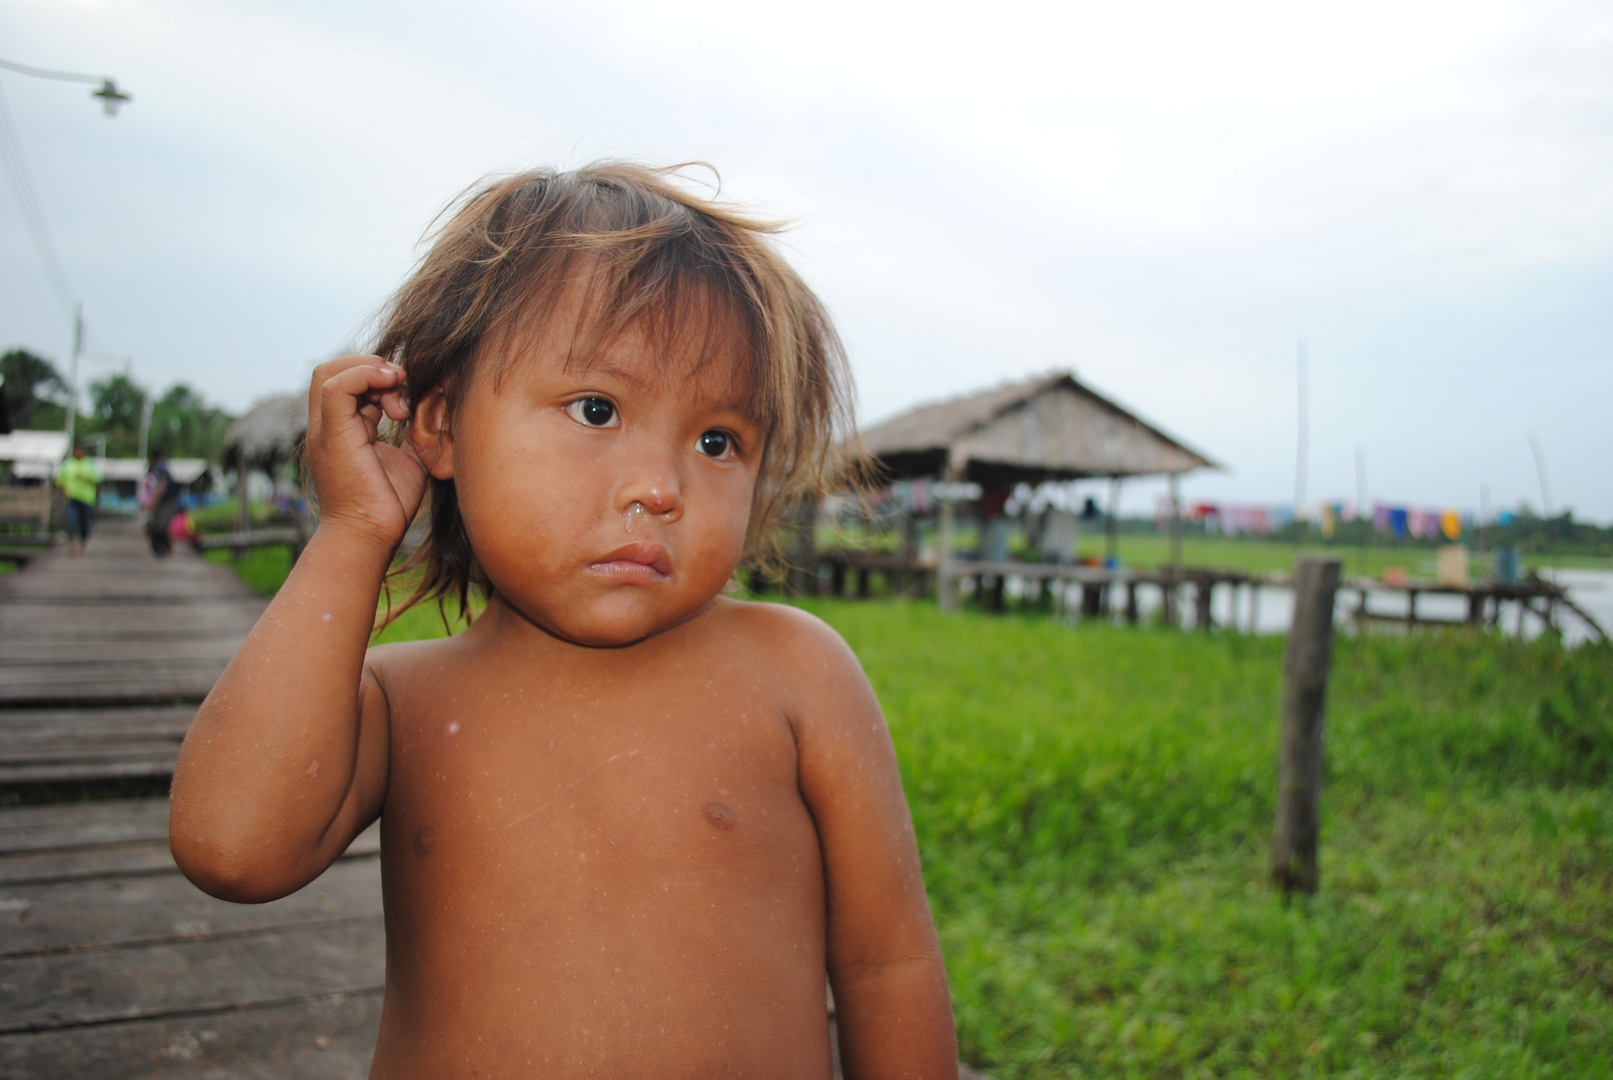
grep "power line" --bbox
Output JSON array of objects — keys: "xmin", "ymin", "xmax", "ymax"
[{"xmin": 0, "ymin": 76, "xmax": 75, "ymax": 315}]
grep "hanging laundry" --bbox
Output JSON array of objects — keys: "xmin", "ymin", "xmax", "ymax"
[
  {"xmin": 1373, "ymin": 503, "xmax": 1392, "ymax": 534},
  {"xmin": 1389, "ymin": 507, "xmax": 1408, "ymax": 538},
  {"xmin": 1440, "ymin": 510, "xmax": 1461, "ymax": 541}
]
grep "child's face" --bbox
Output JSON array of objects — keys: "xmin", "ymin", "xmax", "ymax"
[{"xmin": 423, "ymin": 291, "xmax": 764, "ymax": 647}]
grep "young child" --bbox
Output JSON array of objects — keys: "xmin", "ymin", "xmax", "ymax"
[{"xmin": 169, "ymin": 163, "xmax": 957, "ymax": 1078}]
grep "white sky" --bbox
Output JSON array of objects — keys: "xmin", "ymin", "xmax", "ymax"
[{"xmin": 3, "ymin": 0, "xmax": 1610, "ymax": 519}]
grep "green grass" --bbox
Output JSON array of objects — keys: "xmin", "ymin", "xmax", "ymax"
[
  {"xmin": 213, "ymin": 547, "xmax": 1612, "ymax": 1076},
  {"xmin": 206, "ymin": 544, "xmax": 478, "ymax": 643},
  {"xmin": 204, "ymin": 545, "xmax": 295, "ymax": 597},
  {"xmin": 803, "ymin": 602, "xmax": 1613, "ymax": 1078}
]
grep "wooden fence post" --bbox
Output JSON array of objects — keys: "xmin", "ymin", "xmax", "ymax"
[
  {"xmin": 938, "ymin": 467, "xmax": 961, "ymax": 613},
  {"xmin": 1272, "ymin": 557, "xmax": 1342, "ymax": 896}
]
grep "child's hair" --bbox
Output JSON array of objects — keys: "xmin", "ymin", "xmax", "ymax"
[{"xmin": 372, "ymin": 162, "xmax": 855, "ymax": 626}]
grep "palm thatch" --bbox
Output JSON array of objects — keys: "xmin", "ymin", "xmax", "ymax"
[
  {"xmin": 857, "ymin": 370, "xmax": 1216, "ymax": 486},
  {"xmin": 222, "ymin": 394, "xmax": 307, "ymax": 471}
]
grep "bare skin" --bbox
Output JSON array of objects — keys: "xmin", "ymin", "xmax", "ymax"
[{"xmin": 169, "ymin": 303, "xmax": 957, "ymax": 1079}]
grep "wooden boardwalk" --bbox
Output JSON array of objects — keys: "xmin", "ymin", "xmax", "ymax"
[
  {"xmin": 0, "ymin": 520, "xmax": 264, "ymax": 785},
  {"xmin": 0, "ymin": 521, "xmax": 386, "ymax": 1078}
]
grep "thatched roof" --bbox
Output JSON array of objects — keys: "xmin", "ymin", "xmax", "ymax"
[
  {"xmin": 223, "ymin": 394, "xmax": 307, "ymax": 470},
  {"xmin": 858, "ymin": 370, "xmax": 1216, "ymax": 486}
]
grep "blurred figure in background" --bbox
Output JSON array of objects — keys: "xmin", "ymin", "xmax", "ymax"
[
  {"xmin": 54, "ymin": 444, "xmax": 102, "ymax": 556},
  {"xmin": 145, "ymin": 447, "xmax": 180, "ymax": 557}
]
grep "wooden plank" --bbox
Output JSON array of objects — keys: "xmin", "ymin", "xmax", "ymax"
[
  {"xmin": 0, "ymin": 799, "xmax": 172, "ymax": 853},
  {"xmin": 0, "ymin": 802, "xmax": 373, "ymax": 859},
  {"xmin": 0, "ymin": 990, "xmax": 382, "ymax": 1080},
  {"xmin": 0, "ymin": 840, "xmax": 180, "ymax": 887},
  {"xmin": 0, "ymin": 758, "xmax": 179, "ymax": 786},
  {"xmin": 0, "ymin": 919, "xmax": 385, "ymax": 1034},
  {"xmin": 0, "ymin": 838, "xmax": 380, "ymax": 889},
  {"xmin": 0, "ymin": 704, "xmax": 197, "ymax": 740},
  {"xmin": 0, "ymin": 705, "xmax": 195, "ymax": 783},
  {"xmin": 0, "ymin": 857, "xmax": 382, "ymax": 958},
  {"xmin": 0, "ymin": 642, "xmax": 246, "ymax": 665}
]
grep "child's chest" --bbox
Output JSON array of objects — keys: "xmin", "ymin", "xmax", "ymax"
[{"xmin": 375, "ymin": 652, "xmax": 821, "ymax": 930}]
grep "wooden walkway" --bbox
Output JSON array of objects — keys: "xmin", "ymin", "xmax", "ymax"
[
  {"xmin": 0, "ymin": 520, "xmax": 264, "ymax": 785},
  {"xmin": 0, "ymin": 520, "xmax": 386, "ymax": 1078}
]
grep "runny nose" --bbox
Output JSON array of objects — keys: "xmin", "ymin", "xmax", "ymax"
[{"xmin": 621, "ymin": 490, "xmax": 678, "ymax": 532}]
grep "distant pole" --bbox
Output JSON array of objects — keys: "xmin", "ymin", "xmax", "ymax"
[
  {"xmin": 1528, "ymin": 434, "xmax": 1554, "ymax": 576},
  {"xmin": 136, "ymin": 396, "xmax": 154, "ymax": 467},
  {"xmin": 63, "ymin": 304, "xmax": 83, "ymax": 447},
  {"xmin": 1354, "ymin": 446, "xmax": 1367, "ymax": 579},
  {"xmin": 1527, "ymin": 435, "xmax": 1552, "ymax": 517},
  {"xmin": 1478, "ymin": 484, "xmax": 1490, "ymax": 555},
  {"xmin": 1272, "ymin": 557, "xmax": 1341, "ymax": 896},
  {"xmin": 1294, "ymin": 338, "xmax": 1308, "ymax": 543}
]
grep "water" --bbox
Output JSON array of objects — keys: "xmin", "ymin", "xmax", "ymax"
[{"xmin": 1031, "ymin": 569, "xmax": 1611, "ymax": 647}]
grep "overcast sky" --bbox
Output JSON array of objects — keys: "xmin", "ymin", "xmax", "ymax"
[{"xmin": 3, "ymin": 0, "xmax": 1610, "ymax": 519}]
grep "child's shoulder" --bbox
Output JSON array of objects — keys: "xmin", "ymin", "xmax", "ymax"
[
  {"xmin": 706, "ymin": 595, "xmax": 840, "ymax": 642},
  {"xmin": 700, "ymin": 597, "xmax": 863, "ymax": 676},
  {"xmin": 362, "ymin": 631, "xmax": 468, "ymax": 678}
]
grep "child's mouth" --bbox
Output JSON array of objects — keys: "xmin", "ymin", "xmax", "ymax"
[{"xmin": 589, "ymin": 541, "xmax": 673, "ymax": 582}]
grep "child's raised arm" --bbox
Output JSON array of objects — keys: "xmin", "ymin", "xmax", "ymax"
[
  {"xmin": 169, "ymin": 356, "xmax": 426, "ymax": 903},
  {"xmin": 780, "ymin": 611, "xmax": 959, "ymax": 1080}
]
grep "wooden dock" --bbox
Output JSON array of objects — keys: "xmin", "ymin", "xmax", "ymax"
[{"xmin": 0, "ymin": 520, "xmax": 387, "ymax": 1078}]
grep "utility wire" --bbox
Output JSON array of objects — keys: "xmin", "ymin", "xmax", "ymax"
[
  {"xmin": 0, "ymin": 75, "xmax": 75, "ymax": 315},
  {"xmin": 0, "ymin": 58, "xmax": 115, "ymax": 84}
]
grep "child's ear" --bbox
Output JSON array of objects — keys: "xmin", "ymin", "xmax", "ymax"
[{"xmin": 408, "ymin": 388, "xmax": 455, "ymax": 480}]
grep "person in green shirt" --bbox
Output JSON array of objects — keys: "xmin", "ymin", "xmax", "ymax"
[{"xmin": 55, "ymin": 444, "xmax": 102, "ymax": 556}]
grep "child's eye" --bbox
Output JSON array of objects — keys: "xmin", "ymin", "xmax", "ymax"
[
  {"xmin": 566, "ymin": 397, "xmax": 619, "ymax": 428},
  {"xmin": 696, "ymin": 430, "xmax": 734, "ymax": 459}
]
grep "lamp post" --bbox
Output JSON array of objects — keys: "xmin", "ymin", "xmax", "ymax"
[
  {"xmin": 0, "ymin": 57, "xmax": 132, "ymax": 448},
  {"xmin": 0, "ymin": 58, "xmax": 132, "ymax": 116}
]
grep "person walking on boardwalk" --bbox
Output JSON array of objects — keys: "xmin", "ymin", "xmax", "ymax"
[
  {"xmin": 145, "ymin": 447, "xmax": 181, "ymax": 557},
  {"xmin": 54, "ymin": 443, "xmax": 101, "ymax": 556}
]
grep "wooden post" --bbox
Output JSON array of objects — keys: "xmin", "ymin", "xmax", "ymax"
[
  {"xmin": 1124, "ymin": 580, "xmax": 1139, "ymax": 625},
  {"xmin": 784, "ymin": 495, "xmax": 819, "ymax": 597},
  {"xmin": 938, "ymin": 467, "xmax": 961, "ymax": 613},
  {"xmin": 1272, "ymin": 557, "xmax": 1342, "ymax": 896},
  {"xmin": 1168, "ymin": 473, "xmax": 1183, "ymax": 576},
  {"xmin": 1195, "ymin": 580, "xmax": 1214, "ymax": 630},
  {"xmin": 1105, "ymin": 476, "xmax": 1121, "ymax": 563}
]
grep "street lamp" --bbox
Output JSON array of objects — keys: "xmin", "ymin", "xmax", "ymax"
[
  {"xmin": 0, "ymin": 58, "xmax": 133, "ymax": 116},
  {"xmin": 0, "ymin": 56, "xmax": 133, "ymax": 448}
]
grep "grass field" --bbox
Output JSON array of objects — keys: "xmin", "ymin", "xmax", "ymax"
[
  {"xmin": 811, "ymin": 603, "xmax": 1612, "ymax": 1078},
  {"xmin": 212, "ymin": 549, "xmax": 1612, "ymax": 1076}
]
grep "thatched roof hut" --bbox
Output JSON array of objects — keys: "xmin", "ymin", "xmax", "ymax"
[
  {"xmin": 222, "ymin": 394, "xmax": 307, "ymax": 471},
  {"xmin": 858, "ymin": 370, "xmax": 1215, "ymax": 486}
]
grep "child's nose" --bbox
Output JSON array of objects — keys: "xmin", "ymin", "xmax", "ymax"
[{"xmin": 618, "ymin": 474, "xmax": 682, "ymax": 522}]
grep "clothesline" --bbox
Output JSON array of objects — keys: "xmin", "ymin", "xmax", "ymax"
[{"xmin": 1158, "ymin": 499, "xmax": 1514, "ymax": 541}]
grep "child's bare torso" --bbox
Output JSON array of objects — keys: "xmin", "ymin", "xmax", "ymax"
[{"xmin": 365, "ymin": 599, "xmax": 834, "ymax": 1078}]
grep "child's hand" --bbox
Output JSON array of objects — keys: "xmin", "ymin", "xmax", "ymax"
[{"xmin": 305, "ymin": 355, "xmax": 428, "ymax": 552}]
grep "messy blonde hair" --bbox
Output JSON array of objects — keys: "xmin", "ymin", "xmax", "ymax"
[{"xmin": 373, "ymin": 162, "xmax": 854, "ymax": 625}]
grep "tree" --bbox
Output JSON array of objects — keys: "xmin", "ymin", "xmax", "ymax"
[
  {"xmin": 150, "ymin": 384, "xmax": 233, "ymax": 461},
  {"xmin": 86, "ymin": 373, "xmax": 148, "ymax": 457},
  {"xmin": 0, "ymin": 349, "xmax": 69, "ymax": 431}
]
